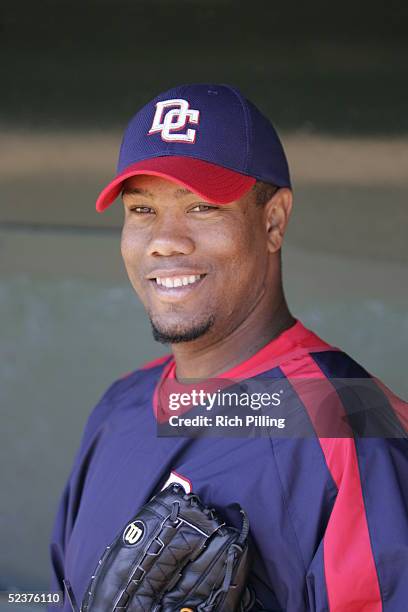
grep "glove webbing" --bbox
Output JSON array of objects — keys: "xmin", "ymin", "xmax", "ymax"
[{"xmin": 197, "ymin": 509, "xmax": 251, "ymax": 612}]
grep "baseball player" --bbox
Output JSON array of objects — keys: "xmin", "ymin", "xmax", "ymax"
[{"xmin": 48, "ymin": 84, "xmax": 408, "ymax": 611}]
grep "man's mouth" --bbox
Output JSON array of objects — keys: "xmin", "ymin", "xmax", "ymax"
[
  {"xmin": 155, "ymin": 274, "xmax": 203, "ymax": 288},
  {"xmin": 146, "ymin": 271, "xmax": 207, "ymax": 300}
]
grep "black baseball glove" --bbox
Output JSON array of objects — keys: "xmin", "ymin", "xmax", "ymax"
[{"xmin": 64, "ymin": 483, "xmax": 255, "ymax": 611}]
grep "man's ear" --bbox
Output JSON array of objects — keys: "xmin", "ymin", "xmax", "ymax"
[{"xmin": 264, "ymin": 188, "xmax": 293, "ymax": 253}]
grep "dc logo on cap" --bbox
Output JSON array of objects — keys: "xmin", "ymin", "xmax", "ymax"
[{"xmin": 148, "ymin": 99, "xmax": 200, "ymax": 144}]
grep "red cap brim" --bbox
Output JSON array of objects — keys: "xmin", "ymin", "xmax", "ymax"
[{"xmin": 95, "ymin": 156, "xmax": 256, "ymax": 212}]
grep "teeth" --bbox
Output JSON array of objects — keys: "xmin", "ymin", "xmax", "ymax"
[{"xmin": 156, "ymin": 275, "xmax": 202, "ymax": 288}]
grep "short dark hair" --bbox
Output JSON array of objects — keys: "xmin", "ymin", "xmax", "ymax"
[{"xmin": 252, "ymin": 181, "xmax": 279, "ymax": 207}]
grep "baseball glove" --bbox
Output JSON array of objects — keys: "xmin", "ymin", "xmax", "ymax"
[{"xmin": 64, "ymin": 483, "xmax": 255, "ymax": 612}]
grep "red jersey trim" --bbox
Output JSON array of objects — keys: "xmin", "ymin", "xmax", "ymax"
[
  {"xmin": 152, "ymin": 320, "xmax": 337, "ymax": 423},
  {"xmin": 281, "ymin": 354, "xmax": 382, "ymax": 612}
]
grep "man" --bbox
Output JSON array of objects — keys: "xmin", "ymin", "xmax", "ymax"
[{"xmin": 49, "ymin": 84, "xmax": 408, "ymax": 611}]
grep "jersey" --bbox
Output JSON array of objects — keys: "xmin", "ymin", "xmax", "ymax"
[{"xmin": 48, "ymin": 320, "xmax": 408, "ymax": 611}]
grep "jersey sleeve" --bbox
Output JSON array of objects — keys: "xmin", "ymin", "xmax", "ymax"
[
  {"xmin": 47, "ymin": 377, "xmax": 123, "ymax": 608},
  {"xmin": 280, "ymin": 350, "xmax": 408, "ymax": 610},
  {"xmin": 49, "ymin": 481, "xmax": 70, "ymax": 598},
  {"xmin": 306, "ymin": 436, "xmax": 408, "ymax": 611}
]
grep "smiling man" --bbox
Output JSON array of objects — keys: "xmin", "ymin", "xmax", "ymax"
[
  {"xmin": 49, "ymin": 84, "xmax": 408, "ymax": 611},
  {"xmin": 120, "ymin": 174, "xmax": 294, "ymax": 378}
]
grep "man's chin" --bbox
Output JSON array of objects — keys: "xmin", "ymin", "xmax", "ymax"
[{"xmin": 150, "ymin": 316, "xmax": 215, "ymax": 345}]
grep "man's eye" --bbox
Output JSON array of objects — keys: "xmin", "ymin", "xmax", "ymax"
[
  {"xmin": 129, "ymin": 206, "xmax": 155, "ymax": 214},
  {"xmin": 189, "ymin": 204, "xmax": 218, "ymax": 212}
]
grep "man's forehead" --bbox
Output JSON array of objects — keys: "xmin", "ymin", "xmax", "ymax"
[{"xmin": 122, "ymin": 175, "xmax": 195, "ymax": 199}]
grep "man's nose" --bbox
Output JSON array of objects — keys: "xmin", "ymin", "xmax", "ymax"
[{"xmin": 147, "ymin": 219, "xmax": 195, "ymax": 257}]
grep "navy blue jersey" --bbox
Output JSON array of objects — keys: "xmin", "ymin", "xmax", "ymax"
[{"xmin": 48, "ymin": 321, "xmax": 408, "ymax": 611}]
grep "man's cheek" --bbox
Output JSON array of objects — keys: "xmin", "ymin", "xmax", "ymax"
[
  {"xmin": 120, "ymin": 248, "xmax": 144, "ymax": 297},
  {"xmin": 120, "ymin": 235, "xmax": 133, "ymax": 266}
]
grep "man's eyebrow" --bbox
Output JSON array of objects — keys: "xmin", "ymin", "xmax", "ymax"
[
  {"xmin": 173, "ymin": 187, "xmax": 194, "ymax": 198},
  {"xmin": 121, "ymin": 187, "xmax": 153, "ymax": 198}
]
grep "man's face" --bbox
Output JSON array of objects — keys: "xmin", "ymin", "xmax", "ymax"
[{"xmin": 121, "ymin": 175, "xmax": 274, "ymax": 344}]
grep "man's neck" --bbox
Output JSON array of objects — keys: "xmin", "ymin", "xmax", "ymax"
[{"xmin": 171, "ymin": 295, "xmax": 296, "ymax": 380}]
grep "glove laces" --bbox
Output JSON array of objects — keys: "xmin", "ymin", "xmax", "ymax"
[{"xmin": 198, "ymin": 509, "xmax": 251, "ymax": 611}]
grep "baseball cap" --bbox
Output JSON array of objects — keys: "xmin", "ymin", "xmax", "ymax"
[{"xmin": 96, "ymin": 83, "xmax": 291, "ymax": 212}]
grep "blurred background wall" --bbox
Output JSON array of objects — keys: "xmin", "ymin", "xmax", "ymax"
[{"xmin": 1, "ymin": 0, "xmax": 407, "ymax": 598}]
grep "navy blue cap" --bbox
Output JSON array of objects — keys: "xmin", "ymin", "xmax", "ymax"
[{"xmin": 96, "ymin": 83, "xmax": 291, "ymax": 212}]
